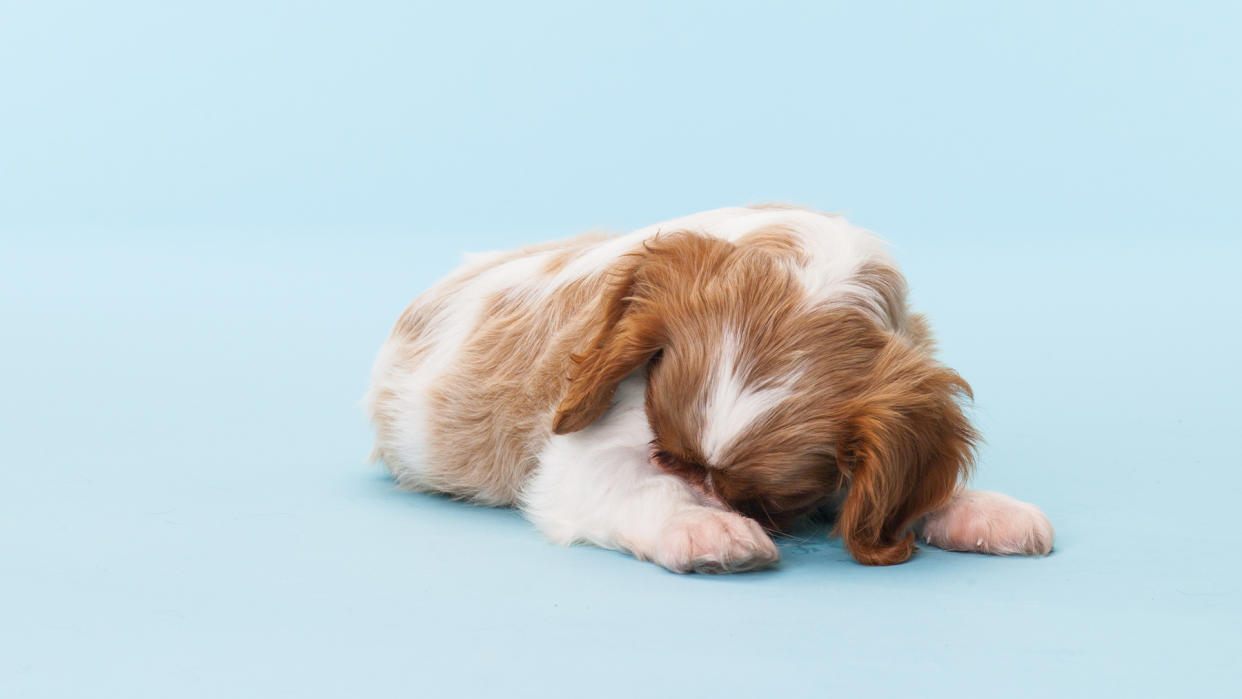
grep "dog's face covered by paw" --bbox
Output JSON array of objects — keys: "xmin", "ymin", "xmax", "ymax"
[{"xmin": 552, "ymin": 232, "xmax": 978, "ymax": 566}]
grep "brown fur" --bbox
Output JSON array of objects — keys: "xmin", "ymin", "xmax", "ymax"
[
  {"xmin": 554, "ymin": 231, "xmax": 977, "ymax": 564},
  {"xmin": 379, "ymin": 226, "xmax": 977, "ymax": 564},
  {"xmin": 372, "ymin": 233, "xmax": 620, "ymax": 504},
  {"xmin": 732, "ymin": 224, "xmax": 812, "ymax": 266}
]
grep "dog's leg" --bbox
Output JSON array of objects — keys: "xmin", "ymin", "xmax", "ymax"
[
  {"xmin": 520, "ymin": 376, "xmax": 779, "ymax": 574},
  {"xmin": 917, "ymin": 489, "xmax": 1055, "ymax": 556}
]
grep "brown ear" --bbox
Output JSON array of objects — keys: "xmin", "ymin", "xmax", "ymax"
[
  {"xmin": 552, "ymin": 298, "xmax": 663, "ymax": 434},
  {"xmin": 552, "ymin": 232, "xmax": 736, "ymax": 434},
  {"xmin": 551, "ymin": 251, "xmax": 662, "ymax": 435},
  {"xmin": 835, "ymin": 340, "xmax": 978, "ymax": 565}
]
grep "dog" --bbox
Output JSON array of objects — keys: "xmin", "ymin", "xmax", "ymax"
[{"xmin": 366, "ymin": 205, "xmax": 1054, "ymax": 573}]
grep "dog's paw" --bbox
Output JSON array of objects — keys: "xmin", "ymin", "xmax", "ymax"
[
  {"xmin": 654, "ymin": 508, "xmax": 780, "ymax": 574},
  {"xmin": 920, "ymin": 490, "xmax": 1055, "ymax": 556}
]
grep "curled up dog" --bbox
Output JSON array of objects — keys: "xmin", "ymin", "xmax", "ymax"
[{"xmin": 366, "ymin": 205, "xmax": 1054, "ymax": 573}]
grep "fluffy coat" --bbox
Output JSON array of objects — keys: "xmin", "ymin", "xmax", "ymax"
[{"xmin": 367, "ymin": 205, "xmax": 1054, "ymax": 572}]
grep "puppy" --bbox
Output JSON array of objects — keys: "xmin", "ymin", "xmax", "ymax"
[{"xmin": 367, "ymin": 205, "xmax": 1054, "ymax": 573}]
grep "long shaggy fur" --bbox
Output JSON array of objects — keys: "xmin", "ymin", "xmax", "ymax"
[{"xmin": 367, "ymin": 206, "xmax": 1053, "ymax": 572}]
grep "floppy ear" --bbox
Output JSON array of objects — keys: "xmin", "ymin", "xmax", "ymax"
[
  {"xmin": 551, "ymin": 253, "xmax": 664, "ymax": 435},
  {"xmin": 552, "ymin": 232, "xmax": 735, "ymax": 435},
  {"xmin": 835, "ymin": 341, "xmax": 978, "ymax": 565}
]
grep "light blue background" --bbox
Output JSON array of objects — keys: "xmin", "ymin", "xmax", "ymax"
[{"xmin": 2, "ymin": 2, "xmax": 1239, "ymax": 697}]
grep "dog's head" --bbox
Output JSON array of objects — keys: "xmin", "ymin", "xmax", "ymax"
[{"xmin": 552, "ymin": 231, "xmax": 976, "ymax": 565}]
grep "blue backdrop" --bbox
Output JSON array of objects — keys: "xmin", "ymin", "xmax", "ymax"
[{"xmin": 3, "ymin": 2, "xmax": 1238, "ymax": 697}]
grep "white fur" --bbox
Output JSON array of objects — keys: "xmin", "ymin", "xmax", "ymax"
[
  {"xmin": 541, "ymin": 207, "xmax": 896, "ymax": 315},
  {"xmin": 699, "ymin": 329, "xmax": 798, "ymax": 465},
  {"xmin": 520, "ymin": 373, "xmax": 780, "ymax": 573},
  {"xmin": 373, "ymin": 206, "xmax": 888, "ymax": 494},
  {"xmin": 369, "ymin": 206, "xmax": 1052, "ymax": 571},
  {"xmin": 366, "ymin": 250, "xmax": 553, "ymax": 492},
  {"xmin": 919, "ymin": 490, "xmax": 1055, "ymax": 556}
]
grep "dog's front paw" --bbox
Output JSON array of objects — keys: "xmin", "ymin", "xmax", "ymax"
[
  {"xmin": 654, "ymin": 508, "xmax": 780, "ymax": 574},
  {"xmin": 921, "ymin": 490, "xmax": 1055, "ymax": 556}
]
